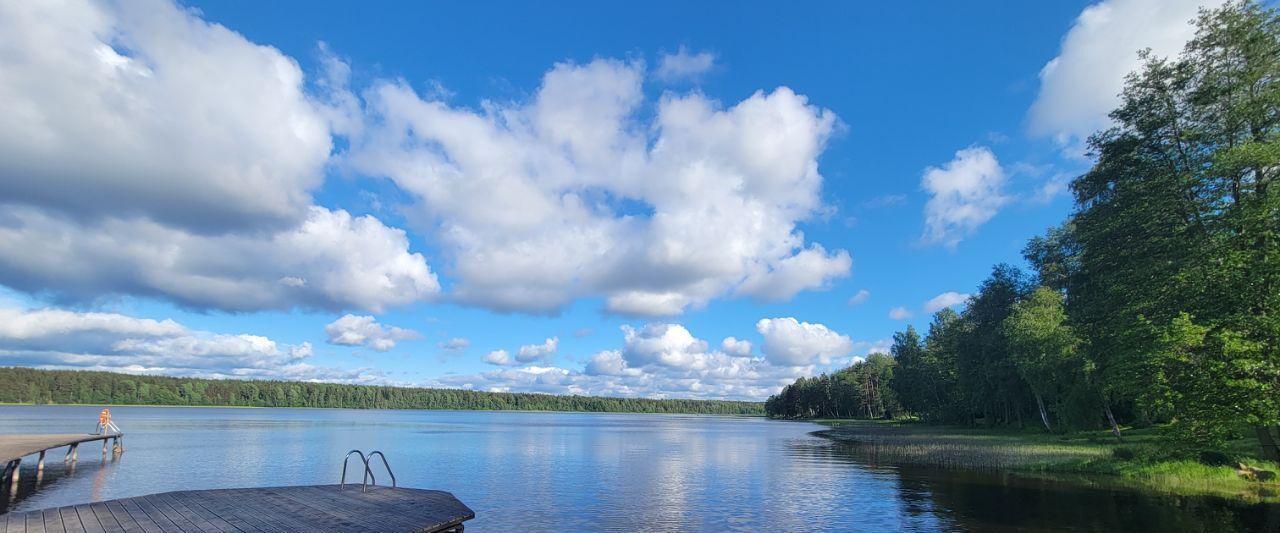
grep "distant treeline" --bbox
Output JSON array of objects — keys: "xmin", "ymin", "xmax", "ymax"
[
  {"xmin": 0, "ymin": 367, "xmax": 763, "ymax": 415},
  {"xmin": 769, "ymin": 1, "xmax": 1280, "ymax": 461}
]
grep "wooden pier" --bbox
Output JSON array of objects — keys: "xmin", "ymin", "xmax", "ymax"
[
  {"xmin": 0, "ymin": 434, "xmax": 123, "ymax": 491},
  {"xmin": 0, "ymin": 485, "xmax": 474, "ymax": 532}
]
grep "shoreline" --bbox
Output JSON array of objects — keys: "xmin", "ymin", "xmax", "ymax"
[
  {"xmin": 809, "ymin": 419, "xmax": 1280, "ymax": 503},
  {"xmin": 0, "ymin": 402, "xmax": 766, "ymax": 417}
]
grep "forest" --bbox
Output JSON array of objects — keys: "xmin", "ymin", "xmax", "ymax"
[
  {"xmin": 768, "ymin": 1, "xmax": 1280, "ymax": 461},
  {"xmin": 0, "ymin": 367, "xmax": 763, "ymax": 415}
]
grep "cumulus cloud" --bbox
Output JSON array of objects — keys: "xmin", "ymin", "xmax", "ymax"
[
  {"xmin": 347, "ymin": 58, "xmax": 848, "ymax": 316},
  {"xmin": 655, "ymin": 46, "xmax": 716, "ymax": 82},
  {"xmin": 755, "ymin": 317, "xmax": 854, "ymax": 366},
  {"xmin": 440, "ymin": 338, "xmax": 471, "ymax": 352},
  {"xmin": 923, "ymin": 291, "xmax": 970, "ymax": 313},
  {"xmin": 0, "ymin": 0, "xmax": 329, "ymax": 233},
  {"xmin": 848, "ymin": 289, "xmax": 871, "ymax": 306},
  {"xmin": 432, "ymin": 320, "xmax": 869, "ymax": 400},
  {"xmin": 483, "ymin": 349, "xmax": 515, "ymax": 366},
  {"xmin": 516, "ymin": 337, "xmax": 559, "ymax": 363},
  {"xmin": 721, "ymin": 337, "xmax": 753, "ymax": 357},
  {"xmin": 0, "ymin": 306, "xmax": 375, "ymax": 382},
  {"xmin": 324, "ymin": 314, "xmax": 420, "ymax": 352},
  {"xmin": 1028, "ymin": 0, "xmax": 1223, "ymax": 149},
  {"xmin": 920, "ymin": 147, "xmax": 1007, "ymax": 248},
  {"xmin": 622, "ymin": 324, "xmax": 711, "ymax": 368},
  {"xmin": 0, "ymin": 0, "xmax": 439, "ymax": 313},
  {"xmin": 889, "ymin": 307, "xmax": 913, "ymax": 320},
  {"xmin": 0, "ymin": 206, "xmax": 439, "ymax": 312}
]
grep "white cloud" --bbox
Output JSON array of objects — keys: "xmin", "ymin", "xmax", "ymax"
[
  {"xmin": 0, "ymin": 206, "xmax": 439, "ymax": 312},
  {"xmin": 848, "ymin": 289, "xmax": 871, "ymax": 306},
  {"xmin": 516, "ymin": 337, "xmax": 559, "ymax": 363},
  {"xmin": 584, "ymin": 350, "xmax": 633, "ymax": 377},
  {"xmin": 1028, "ymin": 0, "xmax": 1223, "ymax": 149},
  {"xmin": 440, "ymin": 338, "xmax": 470, "ymax": 352},
  {"xmin": 920, "ymin": 147, "xmax": 1007, "ymax": 248},
  {"xmin": 0, "ymin": 0, "xmax": 330, "ymax": 233},
  {"xmin": 0, "ymin": 305, "xmax": 376, "ymax": 382},
  {"xmin": 622, "ymin": 324, "xmax": 710, "ymax": 369},
  {"xmin": 889, "ymin": 307, "xmax": 913, "ymax": 320},
  {"xmin": 735, "ymin": 244, "xmax": 851, "ymax": 302},
  {"xmin": 347, "ymin": 58, "xmax": 847, "ymax": 316},
  {"xmin": 755, "ymin": 317, "xmax": 854, "ymax": 366},
  {"xmin": 655, "ymin": 46, "xmax": 716, "ymax": 82},
  {"xmin": 923, "ymin": 291, "xmax": 970, "ymax": 313},
  {"xmin": 720, "ymin": 337, "xmax": 753, "ymax": 357},
  {"xmin": 852, "ymin": 338, "xmax": 893, "ymax": 356},
  {"xmin": 483, "ymin": 349, "xmax": 515, "ymax": 366},
  {"xmin": 431, "ymin": 320, "xmax": 864, "ymax": 400},
  {"xmin": 0, "ymin": 0, "xmax": 439, "ymax": 314},
  {"xmin": 324, "ymin": 314, "xmax": 420, "ymax": 352}
]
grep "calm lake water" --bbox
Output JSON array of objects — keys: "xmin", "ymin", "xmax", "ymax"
[{"xmin": 1, "ymin": 406, "xmax": 1277, "ymax": 531}]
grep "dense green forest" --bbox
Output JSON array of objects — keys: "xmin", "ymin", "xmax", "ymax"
[
  {"xmin": 0, "ymin": 367, "xmax": 763, "ymax": 415},
  {"xmin": 769, "ymin": 1, "xmax": 1280, "ymax": 461}
]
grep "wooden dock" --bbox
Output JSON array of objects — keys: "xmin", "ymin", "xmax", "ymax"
[
  {"xmin": 1, "ymin": 434, "xmax": 123, "ymax": 491},
  {"xmin": 0, "ymin": 485, "xmax": 474, "ymax": 532}
]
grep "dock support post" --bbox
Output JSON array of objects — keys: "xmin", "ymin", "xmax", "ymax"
[
  {"xmin": 37, "ymin": 450, "xmax": 45, "ymax": 473},
  {"xmin": 70, "ymin": 443, "xmax": 78, "ymax": 463},
  {"xmin": 102, "ymin": 438, "xmax": 108, "ymax": 455}
]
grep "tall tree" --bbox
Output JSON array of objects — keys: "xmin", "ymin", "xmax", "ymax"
[{"xmin": 1070, "ymin": 0, "xmax": 1280, "ymax": 453}]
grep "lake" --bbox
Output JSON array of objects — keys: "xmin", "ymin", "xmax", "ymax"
[{"xmin": 1, "ymin": 406, "xmax": 1276, "ymax": 531}]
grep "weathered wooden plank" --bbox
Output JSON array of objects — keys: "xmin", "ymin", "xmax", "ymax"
[
  {"xmin": 71, "ymin": 505, "xmax": 104, "ymax": 533},
  {"xmin": 101, "ymin": 500, "xmax": 142, "ymax": 533},
  {"xmin": 114, "ymin": 498, "xmax": 165, "ymax": 533},
  {"xmin": 124, "ymin": 497, "xmax": 184, "ymax": 533},
  {"xmin": 190, "ymin": 492, "xmax": 284, "ymax": 533},
  {"xmin": 0, "ymin": 435, "xmax": 123, "ymax": 465},
  {"xmin": 24, "ymin": 511, "xmax": 46, "ymax": 533},
  {"xmin": 164, "ymin": 493, "xmax": 249, "ymax": 533},
  {"xmin": 275, "ymin": 486, "xmax": 426, "ymax": 531},
  {"xmin": 40, "ymin": 508, "xmax": 63, "ymax": 533},
  {"xmin": 3, "ymin": 485, "xmax": 472, "ymax": 533},
  {"xmin": 149, "ymin": 493, "xmax": 218, "ymax": 533},
  {"xmin": 87, "ymin": 503, "xmax": 123, "ymax": 533},
  {"xmin": 251, "ymin": 489, "xmax": 377, "ymax": 532},
  {"xmin": 56, "ymin": 507, "xmax": 84, "ymax": 533},
  {"xmin": 3, "ymin": 511, "xmax": 26, "ymax": 533}
]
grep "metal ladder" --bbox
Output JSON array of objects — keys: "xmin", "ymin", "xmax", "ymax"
[{"xmin": 339, "ymin": 449, "xmax": 397, "ymax": 491}]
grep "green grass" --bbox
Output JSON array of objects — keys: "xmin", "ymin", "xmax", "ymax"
[{"xmin": 812, "ymin": 419, "xmax": 1280, "ymax": 503}]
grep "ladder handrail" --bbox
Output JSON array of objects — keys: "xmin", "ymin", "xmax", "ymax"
[
  {"xmin": 339, "ymin": 450, "xmax": 373, "ymax": 491},
  {"xmin": 366, "ymin": 451, "xmax": 396, "ymax": 488}
]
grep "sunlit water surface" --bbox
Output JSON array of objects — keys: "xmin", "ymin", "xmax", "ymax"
[{"xmin": 1, "ymin": 406, "xmax": 1276, "ymax": 531}]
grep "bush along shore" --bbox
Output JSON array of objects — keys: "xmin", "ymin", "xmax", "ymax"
[
  {"xmin": 768, "ymin": 0, "xmax": 1280, "ymax": 504},
  {"xmin": 812, "ymin": 420, "xmax": 1280, "ymax": 503}
]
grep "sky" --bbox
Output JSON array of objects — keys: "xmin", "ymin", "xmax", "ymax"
[{"xmin": 0, "ymin": 0, "xmax": 1227, "ymax": 400}]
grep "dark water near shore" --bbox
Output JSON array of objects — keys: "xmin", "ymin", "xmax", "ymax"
[{"xmin": 1, "ymin": 406, "xmax": 1277, "ymax": 531}]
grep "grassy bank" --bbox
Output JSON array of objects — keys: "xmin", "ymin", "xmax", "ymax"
[{"xmin": 812, "ymin": 419, "xmax": 1280, "ymax": 503}]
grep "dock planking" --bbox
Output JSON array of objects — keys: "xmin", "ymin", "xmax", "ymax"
[
  {"xmin": 1, "ymin": 485, "xmax": 474, "ymax": 533},
  {"xmin": 0, "ymin": 435, "xmax": 123, "ymax": 466}
]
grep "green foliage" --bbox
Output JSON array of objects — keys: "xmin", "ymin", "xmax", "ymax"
[
  {"xmin": 0, "ymin": 367, "xmax": 763, "ymax": 415},
  {"xmin": 772, "ymin": 1, "xmax": 1280, "ymax": 458},
  {"xmin": 764, "ymin": 354, "xmax": 900, "ymax": 419}
]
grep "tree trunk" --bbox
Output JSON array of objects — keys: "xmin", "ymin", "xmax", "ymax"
[
  {"xmin": 1035, "ymin": 393, "xmax": 1053, "ymax": 433},
  {"xmin": 1102, "ymin": 401, "xmax": 1122, "ymax": 440},
  {"xmin": 1256, "ymin": 425, "xmax": 1280, "ymax": 462}
]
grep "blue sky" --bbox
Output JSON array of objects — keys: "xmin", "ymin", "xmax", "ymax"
[{"xmin": 0, "ymin": 0, "xmax": 1223, "ymax": 399}]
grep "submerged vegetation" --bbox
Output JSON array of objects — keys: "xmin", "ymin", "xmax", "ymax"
[
  {"xmin": 770, "ymin": 0, "xmax": 1280, "ymax": 496},
  {"xmin": 0, "ymin": 367, "xmax": 763, "ymax": 415}
]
